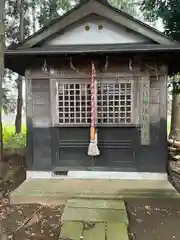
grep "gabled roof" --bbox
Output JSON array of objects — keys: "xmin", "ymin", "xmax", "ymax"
[{"xmin": 12, "ymin": 0, "xmax": 179, "ymax": 50}]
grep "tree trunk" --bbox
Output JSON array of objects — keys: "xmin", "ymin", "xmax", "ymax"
[
  {"xmin": 169, "ymin": 86, "xmax": 180, "ymax": 141},
  {"xmin": 15, "ymin": 76, "xmax": 23, "ymax": 134},
  {"xmin": 0, "ymin": 0, "xmax": 5, "ymax": 178},
  {"xmin": 32, "ymin": 0, "xmax": 36, "ymax": 33},
  {"xmin": 15, "ymin": 0, "xmax": 24, "ymax": 134}
]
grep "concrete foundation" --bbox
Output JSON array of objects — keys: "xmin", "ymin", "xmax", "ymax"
[
  {"xmin": 26, "ymin": 171, "xmax": 168, "ymax": 180},
  {"xmin": 10, "ymin": 178, "xmax": 180, "ymax": 204}
]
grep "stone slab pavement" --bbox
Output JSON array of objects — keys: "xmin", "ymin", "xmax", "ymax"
[{"xmin": 59, "ymin": 199, "xmax": 129, "ymax": 240}]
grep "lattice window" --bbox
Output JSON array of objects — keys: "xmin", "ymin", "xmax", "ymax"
[
  {"xmin": 57, "ymin": 81, "xmax": 132, "ymax": 125},
  {"xmin": 58, "ymin": 83, "xmax": 91, "ymax": 124},
  {"xmin": 97, "ymin": 82, "xmax": 132, "ymax": 124}
]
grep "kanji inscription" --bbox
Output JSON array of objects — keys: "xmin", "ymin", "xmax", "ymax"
[{"xmin": 141, "ymin": 81, "xmax": 150, "ymax": 145}]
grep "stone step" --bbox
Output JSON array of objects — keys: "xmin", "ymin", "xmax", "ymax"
[
  {"xmin": 59, "ymin": 222, "xmax": 129, "ymax": 240},
  {"xmin": 59, "ymin": 199, "xmax": 129, "ymax": 239},
  {"xmin": 83, "ymin": 222, "xmax": 105, "ymax": 240},
  {"xmin": 60, "ymin": 221, "xmax": 83, "ymax": 240},
  {"xmin": 62, "ymin": 207, "xmax": 129, "ymax": 225},
  {"xmin": 66, "ymin": 199, "xmax": 126, "ymax": 210},
  {"xmin": 10, "ymin": 191, "xmax": 180, "ymax": 205},
  {"xmin": 107, "ymin": 223, "xmax": 129, "ymax": 240}
]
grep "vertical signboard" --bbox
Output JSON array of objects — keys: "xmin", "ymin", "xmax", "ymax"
[{"xmin": 141, "ymin": 73, "xmax": 150, "ymax": 145}]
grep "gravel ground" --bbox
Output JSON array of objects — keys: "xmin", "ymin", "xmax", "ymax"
[
  {"xmin": 127, "ymin": 160, "xmax": 180, "ymax": 240},
  {"xmin": 127, "ymin": 199, "xmax": 180, "ymax": 240},
  {"xmin": 0, "ymin": 155, "xmax": 64, "ymax": 240},
  {"xmin": 0, "ymin": 199, "xmax": 64, "ymax": 240}
]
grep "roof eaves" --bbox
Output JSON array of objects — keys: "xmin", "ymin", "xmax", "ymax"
[{"xmin": 5, "ymin": 44, "xmax": 180, "ymax": 55}]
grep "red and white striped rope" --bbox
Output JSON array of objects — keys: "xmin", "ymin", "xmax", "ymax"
[{"xmin": 91, "ymin": 63, "xmax": 95, "ymax": 128}]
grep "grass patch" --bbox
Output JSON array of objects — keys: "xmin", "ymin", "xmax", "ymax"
[
  {"xmin": 3, "ymin": 125, "xmax": 26, "ymax": 150},
  {"xmin": 168, "ymin": 116, "xmax": 171, "ymax": 135}
]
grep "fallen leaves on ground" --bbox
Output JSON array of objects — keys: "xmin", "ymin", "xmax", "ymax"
[{"xmin": 0, "ymin": 198, "xmax": 64, "ymax": 240}]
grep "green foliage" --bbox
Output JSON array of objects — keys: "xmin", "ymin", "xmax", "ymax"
[
  {"xmin": 168, "ymin": 74, "xmax": 180, "ymax": 95},
  {"xmin": 3, "ymin": 0, "xmax": 31, "ymax": 115},
  {"xmin": 37, "ymin": 0, "xmax": 138, "ymax": 28},
  {"xmin": 36, "ymin": 0, "xmax": 59, "ymax": 27},
  {"xmin": 2, "ymin": 82, "xmax": 16, "ymax": 114},
  {"xmin": 109, "ymin": 0, "xmax": 137, "ymax": 16},
  {"xmin": 5, "ymin": 0, "xmax": 30, "ymax": 46},
  {"xmin": 56, "ymin": 0, "xmax": 76, "ymax": 14},
  {"xmin": 167, "ymin": 116, "xmax": 171, "ymax": 134},
  {"xmin": 141, "ymin": 0, "xmax": 180, "ymax": 41},
  {"xmin": 3, "ymin": 125, "xmax": 26, "ymax": 150}
]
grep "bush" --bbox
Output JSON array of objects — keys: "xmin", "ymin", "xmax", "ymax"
[{"xmin": 3, "ymin": 125, "xmax": 26, "ymax": 150}]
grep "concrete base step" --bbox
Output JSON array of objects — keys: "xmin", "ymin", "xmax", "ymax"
[{"xmin": 10, "ymin": 179, "xmax": 180, "ymax": 205}]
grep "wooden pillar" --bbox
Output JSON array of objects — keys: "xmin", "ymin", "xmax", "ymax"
[
  {"xmin": 159, "ymin": 65, "xmax": 168, "ymax": 142},
  {"xmin": 25, "ymin": 70, "xmax": 33, "ymax": 168},
  {"xmin": 49, "ymin": 77, "xmax": 58, "ymax": 125},
  {"xmin": 26, "ymin": 71, "xmax": 33, "ymax": 127},
  {"xmin": 140, "ymin": 68, "xmax": 150, "ymax": 145},
  {"xmin": 159, "ymin": 65, "xmax": 168, "ymax": 120}
]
